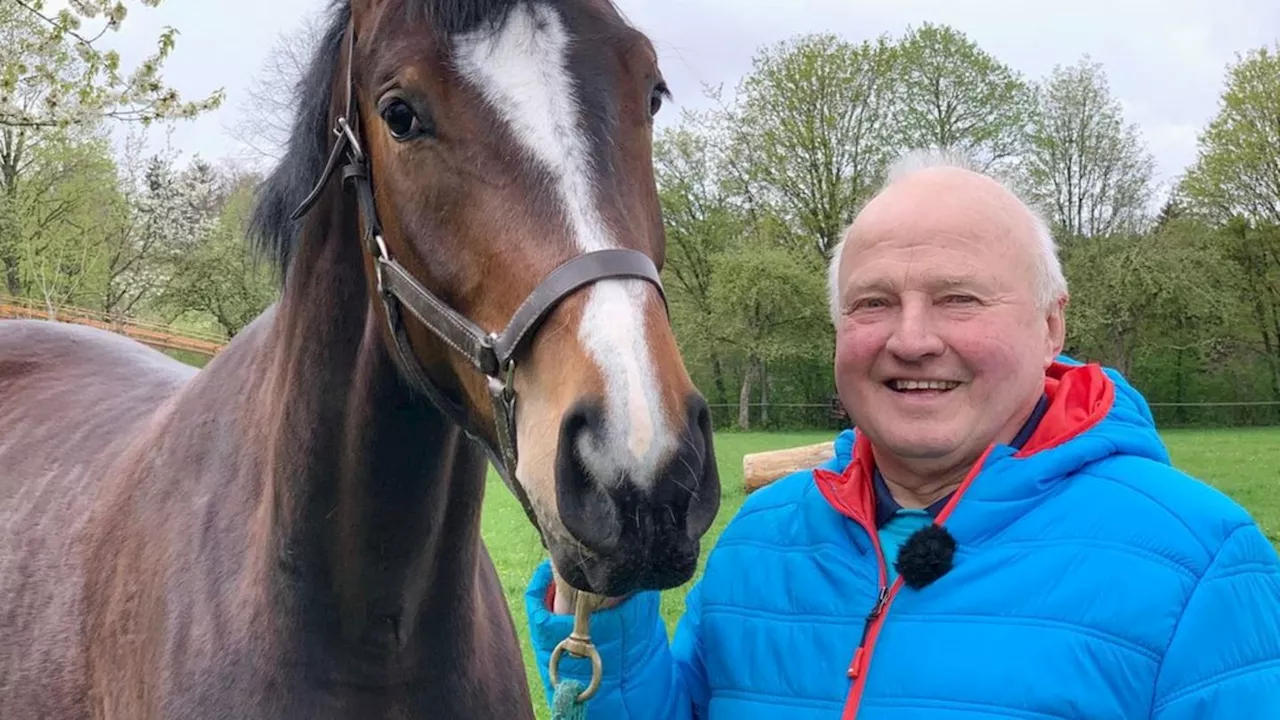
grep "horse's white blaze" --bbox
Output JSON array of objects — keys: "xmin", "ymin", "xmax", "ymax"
[{"xmin": 454, "ymin": 4, "xmax": 674, "ymax": 487}]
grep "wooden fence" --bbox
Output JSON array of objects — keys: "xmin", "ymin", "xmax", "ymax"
[{"xmin": 0, "ymin": 295, "xmax": 226, "ymax": 358}]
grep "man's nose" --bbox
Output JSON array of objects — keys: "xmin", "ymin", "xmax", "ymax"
[{"xmin": 884, "ymin": 300, "xmax": 945, "ymax": 361}]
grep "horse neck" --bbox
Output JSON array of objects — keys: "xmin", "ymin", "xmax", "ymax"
[{"xmin": 250, "ymin": 198, "xmax": 490, "ymax": 664}]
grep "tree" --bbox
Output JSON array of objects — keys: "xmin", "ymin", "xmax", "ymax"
[
  {"xmin": 3, "ymin": 126, "xmax": 117, "ymax": 302},
  {"xmin": 95, "ymin": 136, "xmax": 218, "ymax": 316},
  {"xmin": 17, "ymin": 136, "xmax": 118, "ymax": 315},
  {"xmin": 0, "ymin": 0, "xmax": 223, "ymax": 129},
  {"xmin": 889, "ymin": 23, "xmax": 1035, "ymax": 171},
  {"xmin": 1063, "ymin": 221, "xmax": 1235, "ymax": 379},
  {"xmin": 727, "ymin": 32, "xmax": 898, "ymax": 260},
  {"xmin": 1179, "ymin": 44, "xmax": 1280, "ymax": 227},
  {"xmin": 1179, "ymin": 43, "xmax": 1280, "ymax": 399},
  {"xmin": 652, "ymin": 111, "xmax": 744, "ymax": 405},
  {"xmin": 158, "ymin": 169, "xmax": 278, "ymax": 337},
  {"xmin": 706, "ymin": 220, "xmax": 829, "ymax": 429},
  {"xmin": 1020, "ymin": 57, "xmax": 1156, "ymax": 243},
  {"xmin": 0, "ymin": 1, "xmax": 221, "ymax": 297}
]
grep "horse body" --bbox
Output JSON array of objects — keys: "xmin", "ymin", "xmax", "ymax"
[
  {"xmin": 1, "ymin": 221, "xmax": 529, "ymax": 717},
  {"xmin": 0, "ymin": 321, "xmax": 195, "ymax": 718}
]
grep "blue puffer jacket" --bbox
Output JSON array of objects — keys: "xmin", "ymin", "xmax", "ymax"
[{"xmin": 525, "ymin": 360, "xmax": 1280, "ymax": 718}]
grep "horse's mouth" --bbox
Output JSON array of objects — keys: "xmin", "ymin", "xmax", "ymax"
[{"xmin": 547, "ymin": 530, "xmax": 702, "ymax": 596}]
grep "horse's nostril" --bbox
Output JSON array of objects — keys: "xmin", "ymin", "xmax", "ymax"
[
  {"xmin": 680, "ymin": 393, "xmax": 720, "ymax": 539},
  {"xmin": 554, "ymin": 401, "xmax": 621, "ymax": 555}
]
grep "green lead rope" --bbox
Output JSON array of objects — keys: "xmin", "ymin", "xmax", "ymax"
[{"xmin": 551, "ymin": 679, "xmax": 589, "ymax": 720}]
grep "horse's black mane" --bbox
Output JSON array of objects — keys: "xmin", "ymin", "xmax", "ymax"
[{"xmin": 247, "ymin": 0, "xmax": 530, "ymax": 279}]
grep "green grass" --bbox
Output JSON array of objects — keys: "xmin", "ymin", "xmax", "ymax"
[{"xmin": 479, "ymin": 427, "xmax": 1280, "ymax": 717}]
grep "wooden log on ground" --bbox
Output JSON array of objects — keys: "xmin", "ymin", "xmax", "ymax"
[{"xmin": 742, "ymin": 441, "xmax": 836, "ymax": 493}]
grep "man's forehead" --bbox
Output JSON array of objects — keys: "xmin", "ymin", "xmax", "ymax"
[
  {"xmin": 844, "ymin": 176, "xmax": 1035, "ymax": 267},
  {"xmin": 839, "ymin": 220, "xmax": 1037, "ymax": 296},
  {"xmin": 852, "ymin": 166, "xmax": 1027, "ymax": 233},
  {"xmin": 841, "ymin": 250, "xmax": 993, "ymax": 291}
]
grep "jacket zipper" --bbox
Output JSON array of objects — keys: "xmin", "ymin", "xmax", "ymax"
[
  {"xmin": 847, "ymin": 585, "xmax": 889, "ymax": 680},
  {"xmin": 840, "ymin": 513, "xmax": 903, "ymax": 720}
]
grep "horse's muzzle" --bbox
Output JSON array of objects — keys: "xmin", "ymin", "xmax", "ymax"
[{"xmin": 552, "ymin": 392, "xmax": 721, "ymax": 595}]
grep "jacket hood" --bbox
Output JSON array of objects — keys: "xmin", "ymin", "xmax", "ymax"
[{"xmin": 815, "ymin": 358, "xmax": 1171, "ymax": 531}]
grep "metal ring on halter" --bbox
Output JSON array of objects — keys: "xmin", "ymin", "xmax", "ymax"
[
  {"xmin": 372, "ymin": 234, "xmax": 391, "ymax": 294},
  {"xmin": 336, "ymin": 116, "xmax": 365, "ymax": 163},
  {"xmin": 547, "ymin": 593, "xmax": 604, "ymax": 703}
]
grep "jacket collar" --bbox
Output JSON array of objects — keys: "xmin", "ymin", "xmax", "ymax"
[{"xmin": 871, "ymin": 393, "xmax": 1050, "ymax": 527}]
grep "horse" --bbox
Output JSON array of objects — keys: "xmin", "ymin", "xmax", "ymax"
[{"xmin": 0, "ymin": 0, "xmax": 722, "ymax": 716}]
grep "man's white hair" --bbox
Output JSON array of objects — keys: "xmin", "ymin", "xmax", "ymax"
[{"xmin": 827, "ymin": 147, "xmax": 1068, "ymax": 326}]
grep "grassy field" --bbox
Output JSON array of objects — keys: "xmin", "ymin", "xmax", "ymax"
[{"xmin": 479, "ymin": 427, "xmax": 1280, "ymax": 716}]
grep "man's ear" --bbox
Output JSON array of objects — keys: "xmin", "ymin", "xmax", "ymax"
[{"xmin": 1044, "ymin": 295, "xmax": 1068, "ymax": 364}]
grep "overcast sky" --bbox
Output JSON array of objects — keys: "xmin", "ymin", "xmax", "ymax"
[{"xmin": 102, "ymin": 0, "xmax": 1278, "ymax": 198}]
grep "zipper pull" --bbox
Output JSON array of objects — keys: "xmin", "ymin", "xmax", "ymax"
[
  {"xmin": 869, "ymin": 586, "xmax": 889, "ymax": 619},
  {"xmin": 848, "ymin": 586, "xmax": 890, "ymax": 679},
  {"xmin": 848, "ymin": 646, "xmax": 868, "ymax": 679}
]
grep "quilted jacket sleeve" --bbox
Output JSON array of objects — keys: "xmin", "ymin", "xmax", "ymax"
[
  {"xmin": 521, "ymin": 430, "xmax": 855, "ymax": 719},
  {"xmin": 1150, "ymin": 522, "xmax": 1280, "ymax": 718},
  {"xmin": 525, "ymin": 559, "xmax": 706, "ymax": 719}
]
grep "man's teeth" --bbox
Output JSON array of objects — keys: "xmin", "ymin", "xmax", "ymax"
[{"xmin": 892, "ymin": 379, "xmax": 960, "ymax": 391}]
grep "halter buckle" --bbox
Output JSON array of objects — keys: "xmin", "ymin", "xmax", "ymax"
[
  {"xmin": 335, "ymin": 116, "xmax": 365, "ymax": 163},
  {"xmin": 372, "ymin": 235, "xmax": 391, "ymax": 295},
  {"xmin": 486, "ymin": 346, "xmax": 519, "ymax": 476}
]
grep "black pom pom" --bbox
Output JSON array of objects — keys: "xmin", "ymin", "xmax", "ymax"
[{"xmin": 895, "ymin": 525, "xmax": 956, "ymax": 590}]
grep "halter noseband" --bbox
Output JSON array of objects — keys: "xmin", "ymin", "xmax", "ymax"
[{"xmin": 289, "ymin": 24, "xmax": 668, "ymax": 538}]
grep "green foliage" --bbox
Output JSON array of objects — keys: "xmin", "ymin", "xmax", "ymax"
[
  {"xmin": 1063, "ymin": 219, "xmax": 1237, "ymax": 378},
  {"xmin": 654, "ymin": 115, "xmax": 740, "ymax": 314},
  {"xmin": 5, "ymin": 127, "xmax": 120, "ymax": 307},
  {"xmin": 707, "ymin": 236, "xmax": 828, "ymax": 368},
  {"xmin": 650, "ymin": 26, "xmax": 1279, "ymax": 431}
]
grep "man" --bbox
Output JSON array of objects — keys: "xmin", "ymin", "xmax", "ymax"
[{"xmin": 523, "ymin": 148, "xmax": 1280, "ymax": 718}]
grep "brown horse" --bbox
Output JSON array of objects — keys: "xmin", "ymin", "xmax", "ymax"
[{"xmin": 0, "ymin": 0, "xmax": 721, "ymax": 717}]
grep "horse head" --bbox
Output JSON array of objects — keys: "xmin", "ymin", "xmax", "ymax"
[{"xmin": 272, "ymin": 0, "xmax": 721, "ymax": 597}]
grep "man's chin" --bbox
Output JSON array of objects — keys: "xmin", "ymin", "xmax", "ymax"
[{"xmin": 862, "ymin": 424, "xmax": 964, "ymax": 461}]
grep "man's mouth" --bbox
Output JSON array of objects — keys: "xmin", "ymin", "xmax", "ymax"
[{"xmin": 886, "ymin": 379, "xmax": 961, "ymax": 392}]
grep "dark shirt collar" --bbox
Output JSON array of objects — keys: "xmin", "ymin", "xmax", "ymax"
[{"xmin": 873, "ymin": 393, "xmax": 1050, "ymax": 527}]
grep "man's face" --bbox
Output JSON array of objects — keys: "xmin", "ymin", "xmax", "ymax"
[{"xmin": 833, "ymin": 168, "xmax": 1065, "ymax": 470}]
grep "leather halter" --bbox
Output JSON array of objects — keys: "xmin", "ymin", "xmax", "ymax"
[{"xmin": 289, "ymin": 25, "xmax": 669, "ymax": 536}]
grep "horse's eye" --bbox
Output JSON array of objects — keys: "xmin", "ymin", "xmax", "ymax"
[
  {"xmin": 649, "ymin": 82, "xmax": 669, "ymax": 117},
  {"xmin": 380, "ymin": 98, "xmax": 420, "ymax": 140}
]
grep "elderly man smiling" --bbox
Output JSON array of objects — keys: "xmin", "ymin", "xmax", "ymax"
[{"xmin": 524, "ymin": 149, "xmax": 1280, "ymax": 718}]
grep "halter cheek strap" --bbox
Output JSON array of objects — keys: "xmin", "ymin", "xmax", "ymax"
[{"xmin": 288, "ymin": 23, "xmax": 669, "ymax": 541}]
